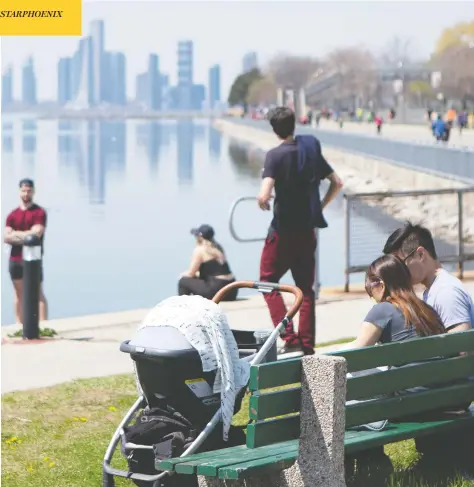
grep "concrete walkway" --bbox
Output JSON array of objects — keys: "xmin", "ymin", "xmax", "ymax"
[
  {"xmin": 313, "ymin": 118, "xmax": 474, "ymax": 149},
  {"xmin": 2, "ymin": 280, "xmax": 473, "ymax": 394}
]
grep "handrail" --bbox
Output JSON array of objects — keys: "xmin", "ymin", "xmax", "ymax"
[
  {"xmin": 228, "ymin": 196, "xmax": 266, "ymax": 243},
  {"xmin": 228, "ymin": 195, "xmax": 321, "ymax": 300}
]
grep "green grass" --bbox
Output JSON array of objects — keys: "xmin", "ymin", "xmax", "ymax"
[{"xmin": 2, "ymin": 374, "xmax": 473, "ymax": 487}]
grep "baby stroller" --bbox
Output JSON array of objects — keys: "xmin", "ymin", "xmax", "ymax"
[{"xmin": 102, "ymin": 280, "xmax": 303, "ymax": 487}]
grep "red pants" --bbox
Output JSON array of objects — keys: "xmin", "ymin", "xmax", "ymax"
[{"xmin": 259, "ymin": 229, "xmax": 316, "ymax": 353}]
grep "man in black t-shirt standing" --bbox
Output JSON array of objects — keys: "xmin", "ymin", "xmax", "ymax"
[{"xmin": 257, "ymin": 107, "xmax": 343, "ymax": 355}]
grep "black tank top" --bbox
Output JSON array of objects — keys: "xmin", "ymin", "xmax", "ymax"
[{"xmin": 199, "ymin": 259, "xmax": 232, "ymax": 280}]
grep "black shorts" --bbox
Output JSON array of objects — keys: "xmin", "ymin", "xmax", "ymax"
[{"xmin": 9, "ymin": 260, "xmax": 44, "ymax": 282}]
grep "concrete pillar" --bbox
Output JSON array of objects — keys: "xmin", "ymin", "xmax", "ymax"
[
  {"xmin": 297, "ymin": 88, "xmax": 307, "ymax": 120},
  {"xmin": 277, "ymin": 88, "xmax": 284, "ymax": 106},
  {"xmin": 198, "ymin": 355, "xmax": 348, "ymax": 487}
]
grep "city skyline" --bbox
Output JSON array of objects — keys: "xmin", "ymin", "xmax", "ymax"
[
  {"xmin": 2, "ymin": 1, "xmax": 473, "ymax": 102},
  {"xmin": 3, "ymin": 20, "xmax": 223, "ymax": 110}
]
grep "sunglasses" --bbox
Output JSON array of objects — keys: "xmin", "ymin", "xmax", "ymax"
[
  {"xmin": 402, "ymin": 248, "xmax": 418, "ymax": 263},
  {"xmin": 366, "ymin": 280, "xmax": 383, "ymax": 296}
]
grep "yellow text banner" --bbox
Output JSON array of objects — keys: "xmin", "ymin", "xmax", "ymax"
[{"xmin": 0, "ymin": 0, "xmax": 82, "ymax": 36}]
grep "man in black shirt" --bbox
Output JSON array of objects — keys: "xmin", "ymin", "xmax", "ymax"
[{"xmin": 257, "ymin": 107, "xmax": 343, "ymax": 355}]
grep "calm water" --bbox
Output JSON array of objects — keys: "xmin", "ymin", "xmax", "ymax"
[{"xmin": 1, "ymin": 117, "xmax": 385, "ymax": 325}]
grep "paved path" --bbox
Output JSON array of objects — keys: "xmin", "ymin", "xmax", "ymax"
[
  {"xmin": 3, "ymin": 280, "xmax": 473, "ymax": 394},
  {"xmin": 316, "ymin": 119, "xmax": 474, "ymax": 149}
]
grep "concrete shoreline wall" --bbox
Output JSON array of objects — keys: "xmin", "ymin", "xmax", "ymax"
[{"xmin": 214, "ymin": 119, "xmax": 474, "ymax": 246}]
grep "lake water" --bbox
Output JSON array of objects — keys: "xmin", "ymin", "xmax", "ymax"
[{"xmin": 1, "ymin": 117, "xmax": 385, "ymax": 325}]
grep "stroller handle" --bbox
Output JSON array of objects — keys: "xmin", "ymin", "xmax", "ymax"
[{"xmin": 213, "ymin": 280, "xmax": 304, "ymax": 320}]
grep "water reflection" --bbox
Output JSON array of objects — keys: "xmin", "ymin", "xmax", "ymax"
[
  {"xmin": 137, "ymin": 122, "xmax": 162, "ymax": 175},
  {"xmin": 2, "ymin": 134, "xmax": 13, "ymax": 153},
  {"xmin": 228, "ymin": 142, "xmax": 263, "ymax": 178},
  {"xmin": 22, "ymin": 132, "xmax": 36, "ymax": 153},
  {"xmin": 177, "ymin": 119, "xmax": 194, "ymax": 185},
  {"xmin": 57, "ymin": 121, "xmax": 126, "ymax": 204},
  {"xmin": 21, "ymin": 122, "xmax": 37, "ymax": 174},
  {"xmin": 208, "ymin": 126, "xmax": 222, "ymax": 160}
]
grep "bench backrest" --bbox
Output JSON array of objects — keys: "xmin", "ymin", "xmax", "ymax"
[{"xmin": 247, "ymin": 330, "xmax": 474, "ymax": 448}]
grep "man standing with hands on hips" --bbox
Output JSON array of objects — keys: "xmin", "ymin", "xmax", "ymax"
[
  {"xmin": 4, "ymin": 178, "xmax": 48, "ymax": 326},
  {"xmin": 257, "ymin": 107, "xmax": 343, "ymax": 355}
]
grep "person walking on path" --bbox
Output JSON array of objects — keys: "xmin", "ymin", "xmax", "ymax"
[
  {"xmin": 4, "ymin": 179, "xmax": 48, "ymax": 326},
  {"xmin": 257, "ymin": 107, "xmax": 343, "ymax": 355}
]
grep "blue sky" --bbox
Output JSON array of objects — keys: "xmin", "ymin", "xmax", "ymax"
[{"xmin": 2, "ymin": 0, "xmax": 473, "ymax": 101}]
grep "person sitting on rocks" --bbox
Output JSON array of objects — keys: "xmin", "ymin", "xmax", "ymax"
[{"xmin": 178, "ymin": 224, "xmax": 238, "ymax": 301}]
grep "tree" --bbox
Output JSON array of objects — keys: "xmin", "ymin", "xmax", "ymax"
[
  {"xmin": 379, "ymin": 36, "xmax": 413, "ymax": 68},
  {"xmin": 227, "ymin": 68, "xmax": 262, "ymax": 109},
  {"xmin": 434, "ymin": 21, "xmax": 474, "ymax": 55},
  {"xmin": 431, "ymin": 22, "xmax": 474, "ymax": 102},
  {"xmin": 322, "ymin": 47, "xmax": 378, "ymax": 108},
  {"xmin": 407, "ymin": 80, "xmax": 434, "ymax": 106},
  {"xmin": 266, "ymin": 54, "xmax": 320, "ymax": 90},
  {"xmin": 246, "ymin": 76, "xmax": 277, "ymax": 106}
]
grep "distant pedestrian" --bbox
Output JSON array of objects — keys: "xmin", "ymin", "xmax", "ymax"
[
  {"xmin": 375, "ymin": 115, "xmax": 383, "ymax": 134},
  {"xmin": 458, "ymin": 111, "xmax": 468, "ymax": 134},
  {"xmin": 4, "ymin": 179, "xmax": 48, "ymax": 326},
  {"xmin": 432, "ymin": 115, "xmax": 446, "ymax": 141},
  {"xmin": 257, "ymin": 107, "xmax": 343, "ymax": 355}
]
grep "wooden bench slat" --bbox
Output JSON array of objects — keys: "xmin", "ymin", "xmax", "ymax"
[
  {"xmin": 329, "ymin": 330, "xmax": 474, "ymax": 372},
  {"xmin": 158, "ymin": 444, "xmax": 248, "ymax": 471},
  {"xmin": 346, "ymin": 354, "xmax": 474, "ymax": 401},
  {"xmin": 197, "ymin": 440, "xmax": 298, "ymax": 477},
  {"xmin": 249, "ymin": 358, "xmax": 301, "ymax": 391},
  {"xmin": 246, "ymin": 415, "xmax": 300, "ymax": 448},
  {"xmin": 249, "ymin": 387, "xmax": 300, "ymax": 420},
  {"xmin": 250, "ymin": 356, "xmax": 474, "ymax": 421},
  {"xmin": 346, "ymin": 382, "xmax": 474, "ymax": 428},
  {"xmin": 218, "ymin": 449, "xmax": 298, "ymax": 480},
  {"xmin": 345, "ymin": 406, "xmax": 474, "ymax": 454}
]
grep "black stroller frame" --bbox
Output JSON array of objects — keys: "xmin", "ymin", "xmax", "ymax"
[{"xmin": 102, "ymin": 280, "xmax": 303, "ymax": 487}]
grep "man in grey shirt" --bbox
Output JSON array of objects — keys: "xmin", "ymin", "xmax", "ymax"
[{"xmin": 383, "ymin": 222, "xmax": 473, "ymax": 333}]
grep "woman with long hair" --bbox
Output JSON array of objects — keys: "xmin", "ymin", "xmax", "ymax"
[
  {"xmin": 178, "ymin": 224, "xmax": 238, "ymax": 301},
  {"xmin": 345, "ymin": 254, "xmax": 445, "ymax": 349}
]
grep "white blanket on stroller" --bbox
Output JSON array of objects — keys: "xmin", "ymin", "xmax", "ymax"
[{"xmin": 136, "ymin": 295, "xmax": 251, "ymax": 441}]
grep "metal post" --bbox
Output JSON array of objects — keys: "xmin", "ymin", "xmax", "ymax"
[
  {"xmin": 314, "ymin": 228, "xmax": 320, "ymax": 300},
  {"xmin": 457, "ymin": 191, "xmax": 465, "ymax": 279},
  {"xmin": 344, "ymin": 197, "xmax": 351, "ymax": 293},
  {"xmin": 253, "ymin": 330, "xmax": 277, "ymax": 363},
  {"xmin": 22, "ymin": 234, "xmax": 42, "ymax": 339}
]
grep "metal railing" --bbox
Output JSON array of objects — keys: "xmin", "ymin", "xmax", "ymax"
[
  {"xmin": 343, "ymin": 187, "xmax": 474, "ymax": 291},
  {"xmin": 228, "ymin": 196, "xmax": 321, "ymax": 299},
  {"xmin": 231, "ymin": 118, "xmax": 474, "ymax": 183}
]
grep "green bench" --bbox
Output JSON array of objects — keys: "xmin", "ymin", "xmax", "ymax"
[{"xmin": 159, "ymin": 330, "xmax": 474, "ymax": 486}]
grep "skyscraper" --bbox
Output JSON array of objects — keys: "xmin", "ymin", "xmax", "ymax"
[
  {"xmin": 191, "ymin": 84, "xmax": 205, "ymax": 110},
  {"xmin": 147, "ymin": 54, "xmax": 161, "ymax": 110},
  {"xmin": 177, "ymin": 40, "xmax": 193, "ymax": 110},
  {"xmin": 70, "ymin": 42, "xmax": 84, "ymax": 102},
  {"xmin": 242, "ymin": 52, "xmax": 258, "ymax": 73},
  {"xmin": 58, "ymin": 57, "xmax": 72, "ymax": 105},
  {"xmin": 73, "ymin": 37, "xmax": 92, "ymax": 108},
  {"xmin": 106, "ymin": 52, "xmax": 127, "ymax": 105},
  {"xmin": 22, "ymin": 57, "xmax": 37, "ymax": 106},
  {"xmin": 208, "ymin": 64, "xmax": 221, "ymax": 109},
  {"xmin": 2, "ymin": 65, "xmax": 14, "ymax": 108},
  {"xmin": 136, "ymin": 73, "xmax": 148, "ymax": 103},
  {"xmin": 90, "ymin": 19, "xmax": 104, "ymax": 105}
]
